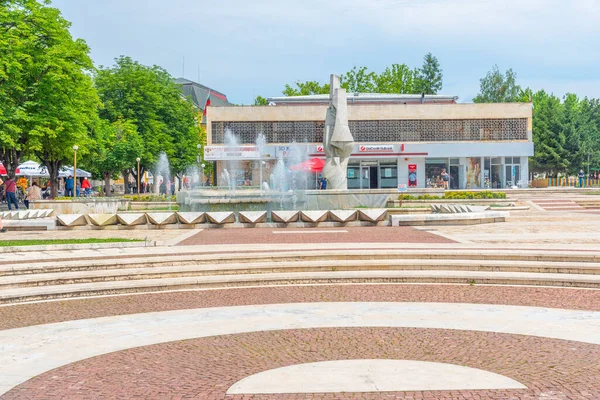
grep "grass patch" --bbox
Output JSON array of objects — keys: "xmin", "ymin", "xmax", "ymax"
[{"xmin": 0, "ymin": 238, "xmax": 143, "ymax": 247}]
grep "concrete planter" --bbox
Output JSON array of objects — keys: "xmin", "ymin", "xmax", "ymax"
[{"xmin": 31, "ymin": 199, "xmax": 129, "ymax": 215}]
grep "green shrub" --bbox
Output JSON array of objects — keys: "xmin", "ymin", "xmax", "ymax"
[
  {"xmin": 398, "ymin": 191, "xmax": 506, "ymax": 201},
  {"xmin": 123, "ymin": 194, "xmax": 176, "ymax": 202}
]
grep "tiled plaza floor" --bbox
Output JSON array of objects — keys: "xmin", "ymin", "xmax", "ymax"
[{"xmin": 4, "ymin": 327, "xmax": 599, "ymax": 399}]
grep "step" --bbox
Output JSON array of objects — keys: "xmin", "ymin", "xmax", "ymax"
[
  {"xmin": 3, "ymin": 249, "xmax": 600, "ymax": 276},
  {"xmin": 1, "ymin": 270, "xmax": 599, "ymax": 304},
  {"xmin": 2, "ymin": 258, "xmax": 600, "ymax": 289}
]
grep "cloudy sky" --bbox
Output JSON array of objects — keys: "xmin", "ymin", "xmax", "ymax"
[{"xmin": 51, "ymin": 0, "xmax": 600, "ymax": 104}]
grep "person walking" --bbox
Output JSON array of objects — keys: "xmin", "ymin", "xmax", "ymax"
[
  {"xmin": 4, "ymin": 175, "xmax": 19, "ymax": 210},
  {"xmin": 81, "ymin": 177, "xmax": 91, "ymax": 197},
  {"xmin": 441, "ymin": 169, "xmax": 450, "ymax": 190},
  {"xmin": 578, "ymin": 169, "xmax": 585, "ymax": 188},
  {"xmin": 25, "ymin": 182, "xmax": 41, "ymax": 209},
  {"xmin": 65, "ymin": 176, "xmax": 74, "ymax": 197}
]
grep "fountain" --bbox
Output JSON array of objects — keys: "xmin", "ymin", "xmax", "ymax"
[{"xmin": 177, "ymin": 73, "xmax": 386, "ymax": 219}]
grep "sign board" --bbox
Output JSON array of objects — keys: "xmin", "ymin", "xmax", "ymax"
[
  {"xmin": 204, "ymin": 146, "xmax": 261, "ymax": 161},
  {"xmin": 316, "ymin": 145, "xmax": 324, "ymax": 152},
  {"xmin": 359, "ymin": 145, "xmax": 394, "ymax": 153},
  {"xmin": 398, "ymin": 183, "xmax": 407, "ymax": 192}
]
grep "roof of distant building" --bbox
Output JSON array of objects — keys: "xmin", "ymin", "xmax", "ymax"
[
  {"xmin": 175, "ymin": 78, "xmax": 231, "ymax": 109},
  {"xmin": 266, "ymin": 93, "xmax": 458, "ymax": 105}
]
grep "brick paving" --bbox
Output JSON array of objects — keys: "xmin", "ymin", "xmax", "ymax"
[
  {"xmin": 178, "ymin": 226, "xmax": 454, "ymax": 246},
  {"xmin": 1, "ymin": 285, "xmax": 599, "ymax": 331},
  {"xmin": 4, "ymin": 327, "xmax": 599, "ymax": 399}
]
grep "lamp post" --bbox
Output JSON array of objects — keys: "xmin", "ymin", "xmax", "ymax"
[
  {"xmin": 197, "ymin": 144, "xmax": 202, "ymax": 188},
  {"xmin": 201, "ymin": 163, "xmax": 206, "ymax": 187},
  {"xmin": 136, "ymin": 157, "xmax": 141, "ymax": 196},
  {"xmin": 72, "ymin": 145, "xmax": 79, "ymax": 198},
  {"xmin": 260, "ymin": 160, "xmax": 265, "ymax": 197}
]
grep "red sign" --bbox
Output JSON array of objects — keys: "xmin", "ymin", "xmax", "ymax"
[
  {"xmin": 316, "ymin": 146, "xmax": 324, "ymax": 152},
  {"xmin": 408, "ymin": 164, "xmax": 417, "ymax": 169}
]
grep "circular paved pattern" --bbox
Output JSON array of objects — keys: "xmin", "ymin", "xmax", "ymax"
[
  {"xmin": 4, "ymin": 327, "xmax": 599, "ymax": 399},
  {"xmin": 2, "ymin": 284, "xmax": 599, "ymax": 331}
]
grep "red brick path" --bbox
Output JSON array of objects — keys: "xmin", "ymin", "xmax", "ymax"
[
  {"xmin": 2, "ymin": 285, "xmax": 600, "ymax": 331},
  {"xmin": 4, "ymin": 327, "xmax": 599, "ymax": 400},
  {"xmin": 178, "ymin": 226, "xmax": 454, "ymax": 246}
]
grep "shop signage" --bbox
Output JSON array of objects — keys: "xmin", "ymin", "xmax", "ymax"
[
  {"xmin": 359, "ymin": 145, "xmax": 394, "ymax": 153},
  {"xmin": 316, "ymin": 146, "xmax": 324, "ymax": 152},
  {"xmin": 204, "ymin": 145, "xmax": 261, "ymax": 160}
]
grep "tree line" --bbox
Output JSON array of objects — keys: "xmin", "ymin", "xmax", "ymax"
[{"xmin": 1, "ymin": 0, "xmax": 203, "ymax": 197}]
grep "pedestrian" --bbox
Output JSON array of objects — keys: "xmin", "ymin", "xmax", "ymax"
[
  {"xmin": 578, "ymin": 169, "xmax": 585, "ymax": 188},
  {"xmin": 25, "ymin": 182, "xmax": 41, "ymax": 209},
  {"xmin": 319, "ymin": 177, "xmax": 327, "ymax": 190},
  {"xmin": 81, "ymin": 177, "xmax": 91, "ymax": 197},
  {"xmin": 3, "ymin": 175, "xmax": 19, "ymax": 210},
  {"xmin": 441, "ymin": 169, "xmax": 450, "ymax": 190},
  {"xmin": 65, "ymin": 175, "xmax": 74, "ymax": 197}
]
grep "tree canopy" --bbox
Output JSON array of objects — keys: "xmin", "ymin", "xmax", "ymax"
[
  {"xmin": 0, "ymin": 0, "xmax": 100, "ymax": 197},
  {"xmin": 93, "ymin": 56, "xmax": 201, "ymax": 192},
  {"xmin": 473, "ymin": 65, "xmax": 525, "ymax": 103}
]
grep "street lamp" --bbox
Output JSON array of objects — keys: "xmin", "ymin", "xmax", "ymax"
[
  {"xmin": 201, "ymin": 163, "xmax": 205, "ymax": 186},
  {"xmin": 72, "ymin": 145, "xmax": 79, "ymax": 198},
  {"xmin": 136, "ymin": 157, "xmax": 141, "ymax": 196},
  {"xmin": 197, "ymin": 144, "xmax": 202, "ymax": 187}
]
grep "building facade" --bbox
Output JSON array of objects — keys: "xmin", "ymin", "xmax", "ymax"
[{"xmin": 205, "ymin": 94, "xmax": 533, "ymax": 190}]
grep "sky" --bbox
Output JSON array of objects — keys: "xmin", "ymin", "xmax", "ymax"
[{"xmin": 50, "ymin": 0, "xmax": 600, "ymax": 105}]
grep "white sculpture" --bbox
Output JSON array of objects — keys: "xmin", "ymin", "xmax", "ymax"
[{"xmin": 322, "ymin": 74, "xmax": 355, "ymax": 190}]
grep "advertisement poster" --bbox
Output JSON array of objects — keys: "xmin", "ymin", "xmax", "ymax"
[{"xmin": 467, "ymin": 157, "xmax": 481, "ymax": 188}]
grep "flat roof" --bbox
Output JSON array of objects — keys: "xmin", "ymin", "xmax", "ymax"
[{"xmin": 267, "ymin": 93, "xmax": 459, "ymax": 104}]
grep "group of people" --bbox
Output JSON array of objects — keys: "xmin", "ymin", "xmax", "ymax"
[
  {"xmin": 0, "ymin": 175, "xmax": 42, "ymax": 211},
  {"xmin": 64, "ymin": 176, "xmax": 92, "ymax": 197}
]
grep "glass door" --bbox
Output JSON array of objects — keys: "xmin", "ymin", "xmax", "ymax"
[{"xmin": 360, "ymin": 166, "xmax": 370, "ymax": 189}]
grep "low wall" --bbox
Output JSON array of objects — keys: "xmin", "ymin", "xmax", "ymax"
[{"xmin": 31, "ymin": 199, "xmax": 129, "ymax": 215}]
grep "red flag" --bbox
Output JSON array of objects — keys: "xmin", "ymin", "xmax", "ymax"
[{"xmin": 203, "ymin": 91, "xmax": 211, "ymax": 117}]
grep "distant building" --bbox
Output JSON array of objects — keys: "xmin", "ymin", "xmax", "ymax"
[
  {"xmin": 205, "ymin": 93, "xmax": 533, "ymax": 190},
  {"xmin": 175, "ymin": 78, "xmax": 231, "ymax": 113}
]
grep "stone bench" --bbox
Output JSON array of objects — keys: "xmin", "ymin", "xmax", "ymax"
[{"xmin": 390, "ymin": 211, "xmax": 509, "ymax": 226}]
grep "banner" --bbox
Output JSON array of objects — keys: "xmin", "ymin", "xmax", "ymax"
[
  {"xmin": 204, "ymin": 146, "xmax": 261, "ymax": 160},
  {"xmin": 359, "ymin": 145, "xmax": 394, "ymax": 153}
]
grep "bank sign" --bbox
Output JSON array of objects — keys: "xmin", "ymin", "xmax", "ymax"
[
  {"xmin": 204, "ymin": 145, "xmax": 261, "ymax": 160},
  {"xmin": 358, "ymin": 145, "xmax": 394, "ymax": 153}
]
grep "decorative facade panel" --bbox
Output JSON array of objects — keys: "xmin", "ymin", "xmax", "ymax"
[{"xmin": 211, "ymin": 119, "xmax": 528, "ymax": 144}]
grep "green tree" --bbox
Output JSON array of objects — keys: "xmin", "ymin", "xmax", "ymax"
[
  {"xmin": 529, "ymin": 90, "xmax": 569, "ymax": 176},
  {"xmin": 84, "ymin": 118, "xmax": 143, "ymax": 196},
  {"xmin": 254, "ymin": 95, "xmax": 268, "ymax": 105},
  {"xmin": 0, "ymin": 0, "xmax": 99, "ymax": 197},
  {"xmin": 372, "ymin": 63, "xmax": 416, "ymax": 94},
  {"xmin": 95, "ymin": 56, "xmax": 200, "ymax": 193},
  {"xmin": 414, "ymin": 53, "xmax": 443, "ymax": 94},
  {"xmin": 282, "ymin": 80, "xmax": 330, "ymax": 96},
  {"xmin": 340, "ymin": 66, "xmax": 375, "ymax": 93},
  {"xmin": 473, "ymin": 65, "xmax": 525, "ymax": 103}
]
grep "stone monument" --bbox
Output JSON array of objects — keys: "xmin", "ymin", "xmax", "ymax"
[{"xmin": 322, "ymin": 74, "xmax": 355, "ymax": 190}]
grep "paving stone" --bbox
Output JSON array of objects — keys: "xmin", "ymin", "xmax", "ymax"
[
  {"xmin": 238, "ymin": 211, "xmax": 267, "ymax": 224},
  {"xmin": 358, "ymin": 209, "xmax": 387, "ymax": 222},
  {"xmin": 206, "ymin": 211, "xmax": 235, "ymax": 224},
  {"xmin": 146, "ymin": 212, "xmax": 178, "ymax": 225},
  {"xmin": 87, "ymin": 214, "xmax": 118, "ymax": 227},
  {"xmin": 116, "ymin": 213, "xmax": 147, "ymax": 226},
  {"xmin": 328, "ymin": 210, "xmax": 358, "ymax": 223},
  {"xmin": 56, "ymin": 214, "xmax": 88, "ymax": 227},
  {"xmin": 176, "ymin": 212, "xmax": 206, "ymax": 225},
  {"xmin": 270, "ymin": 210, "xmax": 300, "ymax": 223},
  {"xmin": 300, "ymin": 210, "xmax": 329, "ymax": 223}
]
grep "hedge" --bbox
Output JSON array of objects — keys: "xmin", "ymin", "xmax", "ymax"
[{"xmin": 398, "ymin": 191, "xmax": 507, "ymax": 201}]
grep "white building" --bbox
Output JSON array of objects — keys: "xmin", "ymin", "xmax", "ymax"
[{"xmin": 205, "ymin": 93, "xmax": 533, "ymax": 190}]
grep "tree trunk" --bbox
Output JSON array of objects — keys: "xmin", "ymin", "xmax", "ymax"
[
  {"xmin": 103, "ymin": 172, "xmax": 112, "ymax": 197},
  {"xmin": 177, "ymin": 172, "xmax": 183, "ymax": 191},
  {"xmin": 122, "ymin": 169, "xmax": 131, "ymax": 194},
  {"xmin": 45, "ymin": 160, "xmax": 61, "ymax": 199},
  {"xmin": 0, "ymin": 148, "xmax": 21, "ymax": 177}
]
